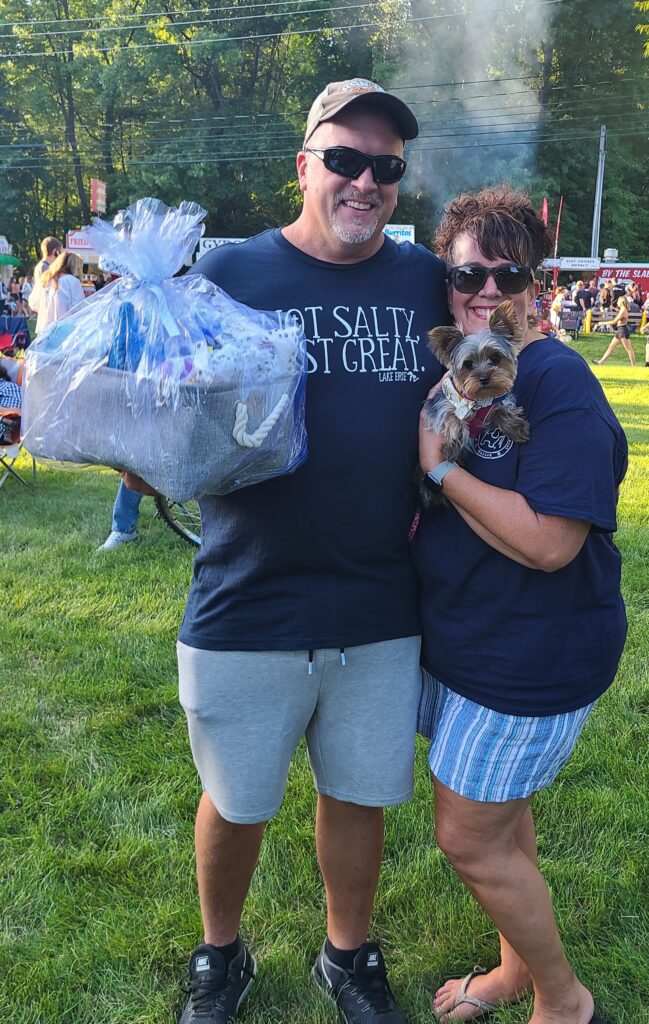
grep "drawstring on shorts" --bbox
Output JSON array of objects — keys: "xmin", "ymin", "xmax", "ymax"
[{"xmin": 306, "ymin": 648, "xmax": 347, "ymax": 673}]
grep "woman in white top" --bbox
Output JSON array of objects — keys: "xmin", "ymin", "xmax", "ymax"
[{"xmin": 29, "ymin": 250, "xmax": 86, "ymax": 334}]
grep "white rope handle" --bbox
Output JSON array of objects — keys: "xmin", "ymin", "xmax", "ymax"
[{"xmin": 233, "ymin": 393, "xmax": 290, "ymax": 448}]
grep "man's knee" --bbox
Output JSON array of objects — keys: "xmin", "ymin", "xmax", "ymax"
[{"xmin": 196, "ymin": 791, "xmax": 268, "ymax": 836}]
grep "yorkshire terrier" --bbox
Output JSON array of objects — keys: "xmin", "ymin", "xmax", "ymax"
[{"xmin": 418, "ymin": 300, "xmax": 529, "ymax": 507}]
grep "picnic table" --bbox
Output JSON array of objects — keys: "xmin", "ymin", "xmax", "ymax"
[{"xmin": 582, "ymin": 308, "xmax": 647, "ymax": 334}]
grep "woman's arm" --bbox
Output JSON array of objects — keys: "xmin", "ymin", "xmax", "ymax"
[{"xmin": 419, "ymin": 413, "xmax": 590, "ymax": 572}]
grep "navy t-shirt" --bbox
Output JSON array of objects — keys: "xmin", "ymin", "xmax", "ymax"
[
  {"xmin": 414, "ymin": 336, "xmax": 628, "ymax": 716},
  {"xmin": 179, "ymin": 229, "xmax": 449, "ymax": 650}
]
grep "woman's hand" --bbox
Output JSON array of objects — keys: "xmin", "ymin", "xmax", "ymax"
[{"xmin": 419, "ymin": 377, "xmax": 447, "ymax": 473}]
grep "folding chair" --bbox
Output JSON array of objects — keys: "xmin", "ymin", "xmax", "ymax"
[{"xmin": 0, "ymin": 415, "xmax": 36, "ymax": 490}]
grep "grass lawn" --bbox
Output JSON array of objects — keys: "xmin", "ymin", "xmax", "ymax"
[{"xmin": 1, "ymin": 334, "xmax": 648, "ymax": 1024}]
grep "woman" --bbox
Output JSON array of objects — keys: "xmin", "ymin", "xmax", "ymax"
[
  {"xmin": 21, "ymin": 274, "xmax": 34, "ymax": 317},
  {"xmin": 414, "ymin": 186, "xmax": 626, "ymax": 1024},
  {"xmin": 592, "ymin": 296, "xmax": 635, "ymax": 366},
  {"xmin": 30, "ymin": 250, "xmax": 86, "ymax": 335},
  {"xmin": 548, "ymin": 285, "xmax": 566, "ymax": 331}
]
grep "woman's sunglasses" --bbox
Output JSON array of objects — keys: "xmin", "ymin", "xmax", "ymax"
[
  {"xmin": 448, "ymin": 263, "xmax": 533, "ymax": 294},
  {"xmin": 304, "ymin": 146, "xmax": 407, "ymax": 184}
]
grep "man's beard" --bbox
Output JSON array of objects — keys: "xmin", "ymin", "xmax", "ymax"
[{"xmin": 330, "ymin": 187, "xmax": 384, "ymax": 244}]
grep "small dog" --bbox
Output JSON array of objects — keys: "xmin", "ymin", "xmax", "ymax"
[{"xmin": 418, "ymin": 300, "xmax": 529, "ymax": 507}]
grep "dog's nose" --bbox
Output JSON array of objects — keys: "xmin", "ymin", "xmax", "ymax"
[{"xmin": 479, "ymin": 375, "xmax": 490, "ymax": 386}]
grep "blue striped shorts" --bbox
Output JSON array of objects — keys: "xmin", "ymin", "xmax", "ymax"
[{"xmin": 418, "ymin": 670, "xmax": 594, "ymax": 803}]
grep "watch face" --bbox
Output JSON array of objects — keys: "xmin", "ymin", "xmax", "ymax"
[{"xmin": 423, "ymin": 471, "xmax": 442, "ymax": 493}]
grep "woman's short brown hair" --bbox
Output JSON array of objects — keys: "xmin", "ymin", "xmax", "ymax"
[{"xmin": 434, "ymin": 184, "xmax": 552, "ymax": 271}]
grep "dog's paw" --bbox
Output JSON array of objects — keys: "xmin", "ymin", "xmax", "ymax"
[{"xmin": 490, "ymin": 405, "xmax": 530, "ymax": 444}]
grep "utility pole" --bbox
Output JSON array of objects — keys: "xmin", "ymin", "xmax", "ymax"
[{"xmin": 591, "ymin": 125, "xmax": 607, "ymax": 259}]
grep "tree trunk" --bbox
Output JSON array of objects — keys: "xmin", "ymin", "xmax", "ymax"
[{"xmin": 59, "ymin": 0, "xmax": 90, "ymax": 221}]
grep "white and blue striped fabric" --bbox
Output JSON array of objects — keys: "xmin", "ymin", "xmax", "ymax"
[{"xmin": 418, "ymin": 670, "xmax": 594, "ymax": 803}]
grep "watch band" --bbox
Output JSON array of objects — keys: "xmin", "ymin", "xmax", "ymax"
[{"xmin": 423, "ymin": 459, "xmax": 458, "ymax": 493}]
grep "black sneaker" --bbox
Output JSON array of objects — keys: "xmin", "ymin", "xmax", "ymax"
[
  {"xmin": 312, "ymin": 941, "xmax": 408, "ymax": 1023},
  {"xmin": 179, "ymin": 941, "xmax": 256, "ymax": 1023}
]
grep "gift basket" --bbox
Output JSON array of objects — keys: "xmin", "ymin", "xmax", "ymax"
[{"xmin": 22, "ymin": 198, "xmax": 308, "ymax": 500}]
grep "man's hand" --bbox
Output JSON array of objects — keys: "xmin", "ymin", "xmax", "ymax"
[{"xmin": 120, "ymin": 471, "xmax": 158, "ymax": 496}]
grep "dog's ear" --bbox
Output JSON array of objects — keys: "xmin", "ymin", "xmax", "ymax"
[
  {"xmin": 427, "ymin": 325, "xmax": 464, "ymax": 365},
  {"xmin": 488, "ymin": 301, "xmax": 524, "ymax": 347}
]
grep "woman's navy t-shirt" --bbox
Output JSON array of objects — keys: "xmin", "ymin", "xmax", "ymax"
[
  {"xmin": 414, "ymin": 336, "xmax": 628, "ymax": 716},
  {"xmin": 179, "ymin": 229, "xmax": 448, "ymax": 651}
]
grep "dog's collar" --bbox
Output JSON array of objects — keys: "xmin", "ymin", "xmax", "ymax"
[{"xmin": 442, "ymin": 375, "xmax": 511, "ymax": 422}]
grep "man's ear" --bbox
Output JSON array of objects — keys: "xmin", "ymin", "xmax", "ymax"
[{"xmin": 296, "ymin": 151, "xmax": 308, "ymax": 192}]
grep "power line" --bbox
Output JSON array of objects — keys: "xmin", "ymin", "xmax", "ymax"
[
  {"xmin": 3, "ymin": 71, "xmax": 643, "ymax": 146},
  {"xmin": 0, "ymin": 0, "xmax": 386, "ymax": 41},
  {"xmin": 0, "ymin": 110, "xmax": 634, "ymax": 158},
  {"xmin": 0, "ymin": 92, "xmax": 641, "ymax": 155},
  {"xmin": 0, "ymin": 0, "xmax": 358, "ymax": 31},
  {"xmin": 0, "ymin": 0, "xmax": 570, "ymax": 60},
  {"xmin": 2, "ymin": 123, "xmax": 646, "ymax": 172}
]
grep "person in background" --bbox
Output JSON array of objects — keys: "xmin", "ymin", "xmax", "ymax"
[
  {"xmin": 609, "ymin": 277, "xmax": 625, "ymax": 305},
  {"xmin": 575, "ymin": 279, "xmax": 592, "ymax": 317},
  {"xmin": 98, "ymin": 479, "xmax": 145, "ymax": 550},
  {"xmin": 624, "ymin": 283, "xmax": 641, "ymax": 312},
  {"xmin": 549, "ymin": 286, "xmax": 566, "ymax": 331},
  {"xmin": 34, "ymin": 236, "xmax": 63, "ymax": 283},
  {"xmin": 0, "ymin": 361, "xmax": 23, "ymax": 443},
  {"xmin": 629, "ymin": 281, "xmax": 643, "ymax": 305},
  {"xmin": 8, "ymin": 277, "xmax": 20, "ymax": 314},
  {"xmin": 597, "ymin": 282, "xmax": 612, "ymax": 311},
  {"xmin": 30, "ymin": 250, "xmax": 86, "ymax": 335},
  {"xmin": 21, "ymin": 275, "xmax": 35, "ymax": 317},
  {"xmin": 592, "ymin": 296, "xmax": 635, "ymax": 367}
]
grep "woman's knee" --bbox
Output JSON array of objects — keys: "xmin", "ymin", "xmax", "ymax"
[
  {"xmin": 435, "ymin": 815, "xmax": 484, "ymax": 874},
  {"xmin": 435, "ymin": 811, "xmax": 517, "ymax": 882}
]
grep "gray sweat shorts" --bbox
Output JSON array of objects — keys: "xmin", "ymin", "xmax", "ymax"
[{"xmin": 177, "ymin": 636, "xmax": 421, "ymax": 824}]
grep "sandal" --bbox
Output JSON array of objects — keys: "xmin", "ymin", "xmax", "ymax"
[{"xmin": 437, "ymin": 965, "xmax": 496, "ymax": 1021}]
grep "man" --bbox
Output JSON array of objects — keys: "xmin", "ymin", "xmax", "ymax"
[
  {"xmin": 575, "ymin": 279, "xmax": 593, "ymax": 327},
  {"xmin": 176, "ymin": 79, "xmax": 448, "ymax": 1024},
  {"xmin": 34, "ymin": 236, "xmax": 63, "ymax": 283}
]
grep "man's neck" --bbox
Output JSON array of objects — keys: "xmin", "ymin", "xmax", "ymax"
[{"xmin": 281, "ymin": 218, "xmax": 385, "ymax": 265}]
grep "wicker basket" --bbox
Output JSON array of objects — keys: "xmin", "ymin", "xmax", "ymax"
[{"xmin": 22, "ymin": 353, "xmax": 305, "ymax": 500}]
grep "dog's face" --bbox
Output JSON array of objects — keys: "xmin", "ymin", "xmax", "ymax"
[{"xmin": 428, "ymin": 300, "xmax": 523, "ymax": 400}]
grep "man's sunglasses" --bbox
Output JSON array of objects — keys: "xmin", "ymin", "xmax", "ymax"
[
  {"xmin": 447, "ymin": 263, "xmax": 533, "ymax": 294},
  {"xmin": 304, "ymin": 146, "xmax": 407, "ymax": 184}
]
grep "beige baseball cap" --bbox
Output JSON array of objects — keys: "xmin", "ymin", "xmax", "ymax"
[{"xmin": 303, "ymin": 78, "xmax": 419, "ymax": 146}]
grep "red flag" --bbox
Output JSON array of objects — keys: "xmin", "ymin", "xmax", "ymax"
[{"xmin": 541, "ymin": 197, "xmax": 549, "ymax": 226}]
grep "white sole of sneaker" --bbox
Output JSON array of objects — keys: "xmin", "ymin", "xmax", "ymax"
[
  {"xmin": 311, "ymin": 965, "xmax": 353, "ymax": 1024},
  {"xmin": 237, "ymin": 955, "xmax": 257, "ymax": 1014}
]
